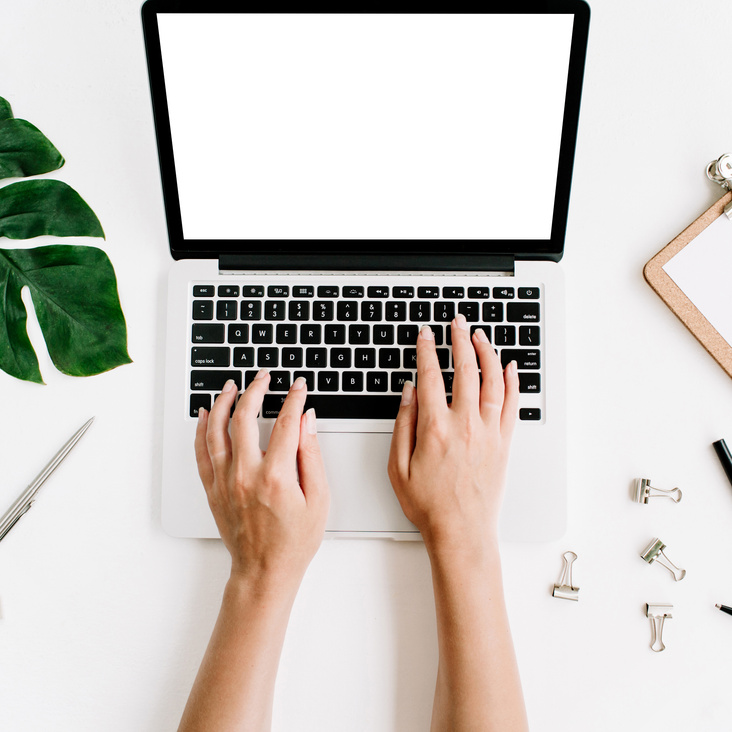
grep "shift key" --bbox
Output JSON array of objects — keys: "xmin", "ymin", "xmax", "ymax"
[{"xmin": 190, "ymin": 370, "xmax": 242, "ymax": 391}]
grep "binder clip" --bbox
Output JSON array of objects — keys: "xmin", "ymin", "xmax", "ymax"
[
  {"xmin": 706, "ymin": 153, "xmax": 732, "ymax": 219},
  {"xmin": 645, "ymin": 603, "xmax": 673, "ymax": 652},
  {"xmin": 552, "ymin": 550, "xmax": 579, "ymax": 601},
  {"xmin": 640, "ymin": 538, "xmax": 686, "ymax": 581},
  {"xmin": 633, "ymin": 478, "xmax": 682, "ymax": 504}
]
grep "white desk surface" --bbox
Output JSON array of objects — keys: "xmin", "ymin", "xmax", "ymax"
[{"xmin": 2, "ymin": 2, "xmax": 732, "ymax": 729}]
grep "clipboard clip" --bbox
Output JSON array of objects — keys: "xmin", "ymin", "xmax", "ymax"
[{"xmin": 706, "ymin": 153, "xmax": 732, "ymax": 218}]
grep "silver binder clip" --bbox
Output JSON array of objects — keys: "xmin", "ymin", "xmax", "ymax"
[
  {"xmin": 640, "ymin": 538, "xmax": 686, "ymax": 581},
  {"xmin": 706, "ymin": 153, "xmax": 732, "ymax": 219},
  {"xmin": 646, "ymin": 603, "xmax": 673, "ymax": 652},
  {"xmin": 552, "ymin": 551, "xmax": 579, "ymax": 601},
  {"xmin": 633, "ymin": 478, "xmax": 682, "ymax": 504}
]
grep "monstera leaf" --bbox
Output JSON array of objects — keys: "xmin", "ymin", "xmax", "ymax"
[
  {"xmin": 0, "ymin": 246, "xmax": 131, "ymax": 383},
  {"xmin": 0, "ymin": 95, "xmax": 130, "ymax": 383}
]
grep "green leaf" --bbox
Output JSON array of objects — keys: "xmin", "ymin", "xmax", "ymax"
[
  {"xmin": 0, "ymin": 97, "xmax": 12, "ymax": 121},
  {"xmin": 0, "ymin": 179, "xmax": 104, "ymax": 239},
  {"xmin": 0, "ymin": 118, "xmax": 65, "ymax": 179},
  {"xmin": 0, "ymin": 245, "xmax": 131, "ymax": 383}
]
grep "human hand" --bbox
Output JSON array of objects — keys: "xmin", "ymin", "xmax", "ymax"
[
  {"xmin": 387, "ymin": 314, "xmax": 519, "ymax": 557},
  {"xmin": 195, "ymin": 372, "xmax": 330, "ymax": 590}
]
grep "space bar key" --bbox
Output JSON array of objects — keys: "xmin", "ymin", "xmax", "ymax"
[{"xmin": 262, "ymin": 394, "xmax": 401, "ymax": 419}]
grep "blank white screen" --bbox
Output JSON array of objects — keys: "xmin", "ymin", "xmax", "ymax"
[{"xmin": 158, "ymin": 13, "xmax": 574, "ymax": 240}]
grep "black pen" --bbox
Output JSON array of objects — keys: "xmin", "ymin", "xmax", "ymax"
[
  {"xmin": 715, "ymin": 604, "xmax": 732, "ymax": 617},
  {"xmin": 713, "ymin": 439, "xmax": 732, "ymax": 488}
]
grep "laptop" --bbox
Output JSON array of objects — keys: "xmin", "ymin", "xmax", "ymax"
[{"xmin": 142, "ymin": 1, "xmax": 589, "ymax": 541}]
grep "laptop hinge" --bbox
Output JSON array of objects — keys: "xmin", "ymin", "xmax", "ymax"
[{"xmin": 219, "ymin": 253, "xmax": 515, "ymax": 275}]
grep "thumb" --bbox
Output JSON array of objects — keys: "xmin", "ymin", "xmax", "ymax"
[{"xmin": 297, "ymin": 408, "xmax": 329, "ymax": 507}]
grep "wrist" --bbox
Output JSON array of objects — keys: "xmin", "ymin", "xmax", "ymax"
[{"xmin": 226, "ymin": 564, "xmax": 303, "ymax": 608}]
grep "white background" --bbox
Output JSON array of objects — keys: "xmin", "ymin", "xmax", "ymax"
[{"xmin": 2, "ymin": 1, "xmax": 732, "ymax": 730}]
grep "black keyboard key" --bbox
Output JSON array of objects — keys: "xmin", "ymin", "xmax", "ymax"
[
  {"xmin": 264, "ymin": 300, "xmax": 286, "ymax": 321},
  {"xmin": 289, "ymin": 301, "xmax": 310, "ymax": 321},
  {"xmin": 519, "ymin": 373, "xmax": 541, "ymax": 393},
  {"xmin": 431, "ymin": 325, "xmax": 444, "ymax": 346},
  {"xmin": 190, "ymin": 393, "xmax": 211, "ymax": 417},
  {"xmin": 306, "ymin": 348, "xmax": 327, "ymax": 368},
  {"xmin": 330, "ymin": 348, "xmax": 351, "ymax": 368},
  {"xmin": 293, "ymin": 285, "xmax": 314, "ymax": 297},
  {"xmin": 192, "ymin": 323, "xmax": 225, "ymax": 343},
  {"xmin": 417, "ymin": 286, "xmax": 440, "ymax": 298},
  {"xmin": 268, "ymin": 285, "xmax": 289, "ymax": 297},
  {"xmin": 293, "ymin": 370, "xmax": 315, "ymax": 391},
  {"xmin": 482, "ymin": 302, "xmax": 504, "ymax": 322},
  {"xmin": 355, "ymin": 348, "xmax": 376, "ymax": 368},
  {"xmin": 361, "ymin": 301, "xmax": 383, "ymax": 321},
  {"xmin": 393, "ymin": 286, "xmax": 414, "ymax": 298},
  {"xmin": 397, "ymin": 325, "xmax": 419, "ymax": 345},
  {"xmin": 317, "ymin": 286, "xmax": 339, "ymax": 298},
  {"xmin": 500, "ymin": 349, "xmax": 541, "ymax": 370},
  {"xmin": 242, "ymin": 285, "xmax": 265, "ymax": 297},
  {"xmin": 337, "ymin": 300, "xmax": 359, "ymax": 321},
  {"xmin": 282, "ymin": 347, "xmax": 303, "ymax": 367},
  {"xmin": 467, "ymin": 287, "xmax": 491, "ymax": 299},
  {"xmin": 442, "ymin": 286, "xmax": 465, "ymax": 298},
  {"xmin": 348, "ymin": 324, "xmax": 370, "ymax": 344},
  {"xmin": 269, "ymin": 371, "xmax": 291, "ymax": 391},
  {"xmin": 275, "ymin": 324, "xmax": 297, "ymax": 344},
  {"xmin": 494, "ymin": 326, "xmax": 516, "ymax": 346},
  {"xmin": 518, "ymin": 287, "xmax": 540, "ymax": 299},
  {"xmin": 385, "ymin": 301, "xmax": 407, "ymax": 321},
  {"xmin": 193, "ymin": 285, "xmax": 215, "ymax": 297},
  {"xmin": 192, "ymin": 300, "xmax": 213, "ymax": 320},
  {"xmin": 379, "ymin": 348, "xmax": 400, "ymax": 369},
  {"xmin": 325, "ymin": 324, "xmax": 346, "ymax": 344},
  {"xmin": 343, "ymin": 286, "xmax": 364, "ymax": 298},
  {"xmin": 318, "ymin": 371, "xmax": 339, "ymax": 391},
  {"xmin": 409, "ymin": 302, "xmax": 431, "ymax": 322},
  {"xmin": 313, "ymin": 301, "xmax": 334, "ymax": 320},
  {"xmin": 436, "ymin": 348, "xmax": 450, "ymax": 369},
  {"xmin": 373, "ymin": 325, "xmax": 395, "ymax": 345},
  {"xmin": 342, "ymin": 372, "xmax": 364, "ymax": 392},
  {"xmin": 252, "ymin": 325, "xmax": 273, "ymax": 344},
  {"xmin": 442, "ymin": 371, "xmax": 454, "ymax": 393},
  {"xmin": 493, "ymin": 286, "xmax": 515, "ymax": 299},
  {"xmin": 300, "ymin": 324, "xmax": 322, "ymax": 344},
  {"xmin": 233, "ymin": 347, "xmax": 255, "ymax": 368},
  {"xmin": 391, "ymin": 372, "xmax": 413, "ymax": 392},
  {"xmin": 227, "ymin": 324, "xmax": 249, "ymax": 344},
  {"xmin": 519, "ymin": 408, "xmax": 542, "ymax": 420},
  {"xmin": 458, "ymin": 302, "xmax": 479, "ymax": 322},
  {"xmin": 403, "ymin": 348, "xmax": 417, "ymax": 368},
  {"xmin": 367, "ymin": 371, "xmax": 389, "ymax": 392},
  {"xmin": 262, "ymin": 394, "xmax": 401, "ymax": 419},
  {"xmin": 241, "ymin": 301, "xmax": 262, "ymax": 320},
  {"xmin": 216, "ymin": 300, "xmax": 238, "ymax": 321},
  {"xmin": 434, "ymin": 302, "xmax": 455, "ymax": 322},
  {"xmin": 191, "ymin": 347, "xmax": 230, "ymax": 367},
  {"xmin": 257, "ymin": 348, "xmax": 279, "ymax": 367},
  {"xmin": 218, "ymin": 285, "xmax": 239, "ymax": 298},
  {"xmin": 367, "ymin": 286, "xmax": 389, "ymax": 298},
  {"xmin": 190, "ymin": 370, "xmax": 242, "ymax": 391},
  {"xmin": 519, "ymin": 325, "xmax": 540, "ymax": 346},
  {"xmin": 507, "ymin": 302, "xmax": 540, "ymax": 322},
  {"xmin": 244, "ymin": 370, "xmax": 259, "ymax": 387}
]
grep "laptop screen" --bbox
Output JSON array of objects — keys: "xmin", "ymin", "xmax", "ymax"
[{"xmin": 143, "ymin": 5, "xmax": 589, "ymax": 261}]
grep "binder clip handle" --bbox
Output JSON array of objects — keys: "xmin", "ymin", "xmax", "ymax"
[
  {"xmin": 634, "ymin": 478, "xmax": 682, "ymax": 504},
  {"xmin": 646, "ymin": 603, "xmax": 673, "ymax": 652},
  {"xmin": 640, "ymin": 538, "xmax": 686, "ymax": 581}
]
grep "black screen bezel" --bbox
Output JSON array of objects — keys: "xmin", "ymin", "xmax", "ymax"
[{"xmin": 142, "ymin": 0, "xmax": 589, "ymax": 263}]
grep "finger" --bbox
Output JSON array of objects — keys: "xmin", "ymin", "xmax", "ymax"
[
  {"xmin": 449, "ymin": 314, "xmax": 480, "ymax": 412},
  {"xmin": 265, "ymin": 376, "xmax": 309, "ymax": 465},
  {"xmin": 206, "ymin": 379, "xmax": 237, "ymax": 472},
  {"xmin": 473, "ymin": 328, "xmax": 505, "ymax": 422},
  {"xmin": 230, "ymin": 369, "xmax": 270, "ymax": 466},
  {"xmin": 194, "ymin": 408, "xmax": 214, "ymax": 488},
  {"xmin": 500, "ymin": 360, "xmax": 520, "ymax": 439},
  {"xmin": 297, "ymin": 408, "xmax": 330, "ymax": 512},
  {"xmin": 388, "ymin": 380, "xmax": 418, "ymax": 484},
  {"xmin": 415, "ymin": 325, "xmax": 447, "ymax": 417}
]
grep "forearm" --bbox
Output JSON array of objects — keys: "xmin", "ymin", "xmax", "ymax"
[
  {"xmin": 426, "ymin": 539, "xmax": 528, "ymax": 732},
  {"xmin": 178, "ymin": 572, "xmax": 299, "ymax": 732}
]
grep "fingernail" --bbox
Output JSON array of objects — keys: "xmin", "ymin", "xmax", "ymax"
[
  {"xmin": 306, "ymin": 408, "xmax": 317, "ymax": 435},
  {"xmin": 401, "ymin": 380, "xmax": 414, "ymax": 406},
  {"xmin": 475, "ymin": 327, "xmax": 489, "ymax": 343},
  {"xmin": 222, "ymin": 379, "xmax": 236, "ymax": 393},
  {"xmin": 254, "ymin": 369, "xmax": 268, "ymax": 380},
  {"xmin": 454, "ymin": 313, "xmax": 469, "ymax": 330},
  {"xmin": 197, "ymin": 408, "xmax": 207, "ymax": 421},
  {"xmin": 508, "ymin": 360, "xmax": 518, "ymax": 376},
  {"xmin": 291, "ymin": 376, "xmax": 306, "ymax": 390},
  {"xmin": 420, "ymin": 325, "xmax": 434, "ymax": 341}
]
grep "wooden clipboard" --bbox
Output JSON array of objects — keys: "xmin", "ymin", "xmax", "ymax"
[{"xmin": 644, "ymin": 190, "xmax": 732, "ymax": 379}]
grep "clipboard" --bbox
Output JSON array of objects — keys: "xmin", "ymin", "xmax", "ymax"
[{"xmin": 644, "ymin": 190, "xmax": 732, "ymax": 379}]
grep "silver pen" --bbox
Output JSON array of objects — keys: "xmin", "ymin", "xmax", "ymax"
[{"xmin": 0, "ymin": 417, "xmax": 94, "ymax": 543}]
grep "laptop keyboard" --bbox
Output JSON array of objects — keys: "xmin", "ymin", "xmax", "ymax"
[{"xmin": 188, "ymin": 279, "xmax": 542, "ymax": 421}]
